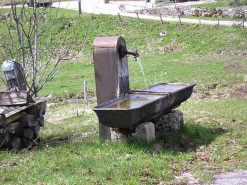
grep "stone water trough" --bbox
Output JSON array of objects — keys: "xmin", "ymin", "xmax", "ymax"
[
  {"xmin": 93, "ymin": 83, "xmax": 195, "ymax": 129},
  {"xmin": 92, "ymin": 36, "xmax": 195, "ymax": 140}
]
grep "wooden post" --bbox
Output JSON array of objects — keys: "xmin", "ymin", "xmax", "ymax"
[
  {"xmin": 83, "ymin": 80, "xmax": 88, "ymax": 107},
  {"xmin": 243, "ymin": 12, "xmax": 245, "ymax": 28},
  {"xmin": 160, "ymin": 13, "xmax": 163, "ymax": 24},
  {"xmin": 136, "ymin": 13, "xmax": 140, "ymax": 22},
  {"xmin": 199, "ymin": 10, "xmax": 201, "ymax": 26},
  {"xmin": 218, "ymin": 14, "xmax": 220, "ymax": 28},
  {"xmin": 100, "ymin": 13, "xmax": 103, "ymax": 22},
  {"xmin": 178, "ymin": 11, "xmax": 182, "ymax": 25},
  {"xmin": 118, "ymin": 13, "xmax": 122, "ymax": 22},
  {"xmin": 78, "ymin": 0, "xmax": 82, "ymax": 14}
]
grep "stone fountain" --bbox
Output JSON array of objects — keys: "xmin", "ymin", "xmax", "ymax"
[{"xmin": 93, "ymin": 36, "xmax": 196, "ymax": 141}]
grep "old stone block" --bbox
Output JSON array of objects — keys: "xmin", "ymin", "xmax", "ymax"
[
  {"xmin": 133, "ymin": 122, "xmax": 155, "ymax": 143},
  {"xmin": 154, "ymin": 110, "xmax": 183, "ymax": 133}
]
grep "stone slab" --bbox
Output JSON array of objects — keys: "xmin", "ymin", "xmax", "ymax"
[{"xmin": 133, "ymin": 122, "xmax": 155, "ymax": 143}]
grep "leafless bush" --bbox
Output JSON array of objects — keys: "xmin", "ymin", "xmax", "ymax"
[{"xmin": 0, "ymin": 0, "xmax": 88, "ymax": 96}]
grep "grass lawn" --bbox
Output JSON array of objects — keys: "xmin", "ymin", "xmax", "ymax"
[
  {"xmin": 0, "ymin": 8, "xmax": 247, "ymax": 184},
  {"xmin": 192, "ymin": 1, "xmax": 230, "ymax": 8},
  {"xmin": 191, "ymin": 0, "xmax": 247, "ymax": 8}
]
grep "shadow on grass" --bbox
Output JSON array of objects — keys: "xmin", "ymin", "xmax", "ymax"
[
  {"xmin": 156, "ymin": 123, "xmax": 227, "ymax": 153},
  {"xmin": 39, "ymin": 129, "xmax": 97, "ymax": 148},
  {"xmin": 35, "ymin": 122, "xmax": 226, "ymax": 154},
  {"xmin": 118, "ymin": 122, "xmax": 227, "ymax": 154}
]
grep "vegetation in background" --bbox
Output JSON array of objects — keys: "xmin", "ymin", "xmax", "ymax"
[{"xmin": 0, "ymin": 4, "xmax": 86, "ymax": 96}]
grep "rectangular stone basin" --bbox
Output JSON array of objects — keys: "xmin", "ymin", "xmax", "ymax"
[{"xmin": 93, "ymin": 82, "xmax": 196, "ymax": 129}]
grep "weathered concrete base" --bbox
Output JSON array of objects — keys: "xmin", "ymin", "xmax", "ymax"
[
  {"xmin": 99, "ymin": 123, "xmax": 111, "ymax": 141},
  {"xmin": 132, "ymin": 122, "xmax": 155, "ymax": 143},
  {"xmin": 154, "ymin": 110, "xmax": 184, "ymax": 133}
]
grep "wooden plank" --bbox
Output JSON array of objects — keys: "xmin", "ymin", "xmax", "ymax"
[
  {"xmin": 0, "ymin": 91, "xmax": 33, "ymax": 106},
  {"xmin": 6, "ymin": 122, "xmax": 19, "ymax": 134},
  {"xmin": 6, "ymin": 112, "xmax": 26, "ymax": 124},
  {"xmin": 4, "ymin": 97, "xmax": 49, "ymax": 118}
]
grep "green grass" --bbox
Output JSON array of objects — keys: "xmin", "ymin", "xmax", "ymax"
[
  {"xmin": 192, "ymin": 1, "xmax": 230, "ymax": 8},
  {"xmin": 2, "ymin": 8, "xmax": 246, "ymax": 97},
  {"xmin": 192, "ymin": 0, "xmax": 247, "ymax": 8},
  {"xmin": 0, "ymin": 8, "xmax": 247, "ymax": 184},
  {"xmin": 180, "ymin": 15, "xmax": 237, "ymax": 21},
  {"xmin": 0, "ymin": 99, "xmax": 246, "ymax": 184}
]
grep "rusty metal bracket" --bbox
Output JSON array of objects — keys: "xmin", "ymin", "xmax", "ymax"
[{"xmin": 124, "ymin": 90, "xmax": 171, "ymax": 96}]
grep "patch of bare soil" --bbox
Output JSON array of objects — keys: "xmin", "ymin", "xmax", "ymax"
[
  {"xmin": 191, "ymin": 83, "xmax": 247, "ymax": 101},
  {"xmin": 217, "ymin": 50, "xmax": 247, "ymax": 56},
  {"xmin": 224, "ymin": 60, "xmax": 246, "ymax": 70},
  {"xmin": 157, "ymin": 44, "xmax": 186, "ymax": 53},
  {"xmin": 42, "ymin": 129, "xmax": 97, "ymax": 147},
  {"xmin": 230, "ymin": 83, "xmax": 247, "ymax": 100},
  {"xmin": 69, "ymin": 51, "xmax": 84, "ymax": 62},
  {"xmin": 53, "ymin": 49, "xmax": 84, "ymax": 62},
  {"xmin": 174, "ymin": 172, "xmax": 199, "ymax": 184}
]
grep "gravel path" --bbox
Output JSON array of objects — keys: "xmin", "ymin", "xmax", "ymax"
[{"xmin": 211, "ymin": 170, "xmax": 247, "ymax": 185}]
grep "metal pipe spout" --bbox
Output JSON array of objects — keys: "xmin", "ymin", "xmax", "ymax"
[
  {"xmin": 124, "ymin": 49, "xmax": 140, "ymax": 60},
  {"xmin": 118, "ymin": 45, "xmax": 139, "ymax": 60}
]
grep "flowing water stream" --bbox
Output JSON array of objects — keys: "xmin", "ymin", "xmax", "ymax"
[{"xmin": 136, "ymin": 56, "xmax": 148, "ymax": 89}]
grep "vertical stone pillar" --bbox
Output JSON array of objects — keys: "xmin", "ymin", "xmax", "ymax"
[{"xmin": 93, "ymin": 36, "xmax": 130, "ymax": 141}]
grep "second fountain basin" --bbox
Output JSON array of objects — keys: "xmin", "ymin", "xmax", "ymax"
[{"xmin": 93, "ymin": 82, "xmax": 196, "ymax": 129}]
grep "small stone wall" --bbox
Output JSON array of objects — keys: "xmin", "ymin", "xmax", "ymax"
[{"xmin": 130, "ymin": 6, "xmax": 247, "ymax": 19}]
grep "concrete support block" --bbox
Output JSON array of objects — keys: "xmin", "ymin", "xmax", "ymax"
[
  {"xmin": 133, "ymin": 122, "xmax": 155, "ymax": 143},
  {"xmin": 99, "ymin": 123, "xmax": 111, "ymax": 141}
]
